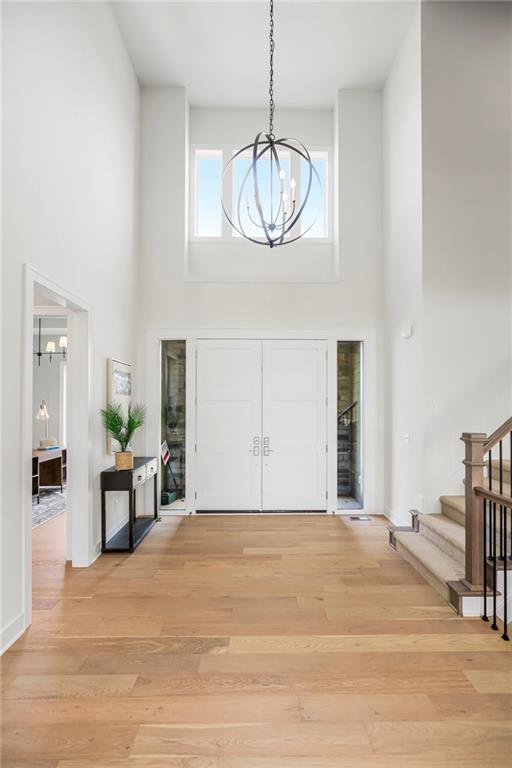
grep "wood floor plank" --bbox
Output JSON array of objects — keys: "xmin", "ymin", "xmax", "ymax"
[
  {"xmin": 1, "ymin": 725, "xmax": 139, "ymax": 761},
  {"xmin": 130, "ymin": 722, "xmax": 370, "ymax": 758},
  {"xmin": 2, "ymin": 512, "xmax": 509, "ymax": 767},
  {"xmin": 428, "ymin": 692, "xmax": 512, "ymax": 720},
  {"xmin": 228, "ymin": 633, "xmax": 507, "ymax": 654},
  {"xmin": 364, "ymin": 720, "xmax": 511, "ymax": 755},
  {"xmin": 130, "ymin": 669, "xmax": 475, "ymax": 696},
  {"xmin": 2, "ymin": 694, "xmax": 301, "ymax": 727},
  {"xmin": 3, "ymin": 674, "xmax": 137, "ymax": 700},
  {"xmin": 218, "ymin": 759, "xmax": 509, "ymax": 768},
  {"xmin": 298, "ymin": 693, "xmax": 440, "ymax": 722},
  {"xmin": 463, "ymin": 668, "xmax": 512, "ymax": 693},
  {"xmin": 57, "ymin": 760, "xmax": 217, "ymax": 768}
]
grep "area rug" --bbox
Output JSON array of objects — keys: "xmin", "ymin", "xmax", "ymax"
[{"xmin": 32, "ymin": 489, "xmax": 66, "ymax": 529}]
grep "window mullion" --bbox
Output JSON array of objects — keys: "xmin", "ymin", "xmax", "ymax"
[{"xmin": 222, "ymin": 148, "xmax": 232, "ymax": 239}]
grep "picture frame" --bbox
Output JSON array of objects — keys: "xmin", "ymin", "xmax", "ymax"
[{"xmin": 106, "ymin": 358, "xmax": 132, "ymax": 454}]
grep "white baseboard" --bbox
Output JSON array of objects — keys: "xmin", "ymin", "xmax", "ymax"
[
  {"xmin": 1, "ymin": 611, "xmax": 27, "ymax": 655},
  {"xmin": 460, "ymin": 571, "xmax": 512, "ymax": 621},
  {"xmin": 159, "ymin": 508, "xmax": 188, "ymax": 517}
]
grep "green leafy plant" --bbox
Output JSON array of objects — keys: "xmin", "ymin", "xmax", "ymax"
[{"xmin": 101, "ymin": 402, "xmax": 146, "ymax": 452}]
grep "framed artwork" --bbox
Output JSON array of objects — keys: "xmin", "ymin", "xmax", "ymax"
[{"xmin": 106, "ymin": 358, "xmax": 132, "ymax": 453}]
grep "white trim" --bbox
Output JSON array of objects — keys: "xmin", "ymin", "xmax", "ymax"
[
  {"xmin": 59, "ymin": 360, "xmax": 67, "ymax": 449},
  {"xmin": 189, "ymin": 143, "xmax": 333, "ymax": 246},
  {"xmin": 145, "ymin": 326, "xmax": 378, "ymax": 517},
  {"xmin": 0, "ymin": 612, "xmax": 26, "ymax": 655},
  {"xmin": 18, "ymin": 265, "xmax": 94, "ymax": 647}
]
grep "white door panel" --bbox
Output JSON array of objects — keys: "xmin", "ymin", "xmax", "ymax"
[
  {"xmin": 196, "ymin": 340, "xmax": 261, "ymax": 510},
  {"xmin": 195, "ymin": 339, "xmax": 327, "ymax": 512},
  {"xmin": 262, "ymin": 340, "xmax": 327, "ymax": 510}
]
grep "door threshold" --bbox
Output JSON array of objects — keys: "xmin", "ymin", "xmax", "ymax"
[{"xmin": 196, "ymin": 510, "xmax": 328, "ymax": 515}]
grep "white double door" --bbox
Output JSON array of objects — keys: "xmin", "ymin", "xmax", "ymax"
[{"xmin": 196, "ymin": 339, "xmax": 327, "ymax": 511}]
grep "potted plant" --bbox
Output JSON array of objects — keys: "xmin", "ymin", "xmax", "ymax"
[{"xmin": 101, "ymin": 402, "xmax": 146, "ymax": 470}]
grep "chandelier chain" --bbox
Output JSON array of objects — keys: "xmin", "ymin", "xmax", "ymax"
[{"xmin": 269, "ymin": 0, "xmax": 275, "ymax": 138}]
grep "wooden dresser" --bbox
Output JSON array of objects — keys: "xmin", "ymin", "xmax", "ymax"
[{"xmin": 32, "ymin": 448, "xmax": 67, "ymax": 504}]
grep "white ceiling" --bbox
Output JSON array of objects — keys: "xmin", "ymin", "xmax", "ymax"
[{"xmin": 113, "ymin": 1, "xmax": 416, "ymax": 109}]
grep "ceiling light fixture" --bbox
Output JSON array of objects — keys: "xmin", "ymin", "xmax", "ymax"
[{"xmin": 222, "ymin": 0, "xmax": 320, "ymax": 247}]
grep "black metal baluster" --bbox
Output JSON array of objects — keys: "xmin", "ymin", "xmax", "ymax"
[
  {"xmin": 488, "ymin": 450, "xmax": 494, "ymax": 559},
  {"xmin": 510, "ymin": 431, "xmax": 512, "ymax": 561},
  {"xmin": 491, "ymin": 500, "xmax": 499, "ymax": 631},
  {"xmin": 499, "ymin": 440, "xmax": 504, "ymax": 560},
  {"xmin": 482, "ymin": 498, "xmax": 488, "ymax": 622},
  {"xmin": 502, "ymin": 505, "xmax": 510, "ymax": 641}
]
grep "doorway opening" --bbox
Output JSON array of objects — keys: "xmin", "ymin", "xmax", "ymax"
[
  {"xmin": 32, "ymin": 315, "xmax": 68, "ymax": 533},
  {"xmin": 337, "ymin": 341, "xmax": 363, "ymax": 510},
  {"xmin": 160, "ymin": 340, "xmax": 187, "ymax": 511}
]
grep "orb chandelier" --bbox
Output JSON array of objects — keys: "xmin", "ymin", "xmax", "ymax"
[{"xmin": 222, "ymin": 0, "xmax": 320, "ymax": 248}]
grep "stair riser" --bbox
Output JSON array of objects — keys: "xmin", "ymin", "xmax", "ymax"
[
  {"xmin": 418, "ymin": 522, "xmax": 465, "ymax": 567},
  {"xmin": 441, "ymin": 501, "xmax": 465, "ymax": 526}
]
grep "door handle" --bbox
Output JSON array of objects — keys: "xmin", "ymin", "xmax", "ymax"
[
  {"xmin": 250, "ymin": 436, "xmax": 260, "ymax": 456},
  {"xmin": 263, "ymin": 437, "xmax": 274, "ymax": 456}
]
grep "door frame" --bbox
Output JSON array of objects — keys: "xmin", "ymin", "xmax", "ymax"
[
  {"xmin": 21, "ymin": 265, "xmax": 93, "ymax": 635},
  {"xmin": 145, "ymin": 328, "xmax": 379, "ymax": 516}
]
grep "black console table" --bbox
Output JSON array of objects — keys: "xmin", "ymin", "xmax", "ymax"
[{"xmin": 101, "ymin": 457, "xmax": 158, "ymax": 552}]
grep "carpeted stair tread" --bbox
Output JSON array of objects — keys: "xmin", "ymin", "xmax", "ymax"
[
  {"xmin": 417, "ymin": 513, "xmax": 465, "ymax": 554},
  {"xmin": 394, "ymin": 531, "xmax": 464, "ymax": 598}
]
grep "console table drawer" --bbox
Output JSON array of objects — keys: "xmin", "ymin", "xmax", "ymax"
[
  {"xmin": 146, "ymin": 459, "xmax": 158, "ymax": 479},
  {"xmin": 132, "ymin": 466, "xmax": 147, "ymax": 488}
]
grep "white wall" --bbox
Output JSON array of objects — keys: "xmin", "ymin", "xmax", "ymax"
[
  {"xmin": 383, "ymin": 9, "xmax": 423, "ymax": 524},
  {"xmin": 139, "ymin": 89, "xmax": 385, "ymax": 512},
  {"xmin": 187, "ymin": 107, "xmax": 337, "ymax": 281},
  {"xmin": 141, "ymin": 91, "xmax": 383, "ymax": 328},
  {"xmin": 421, "ymin": 0, "xmax": 512, "ymax": 511},
  {"xmin": 2, "ymin": 2, "xmax": 140, "ymax": 649}
]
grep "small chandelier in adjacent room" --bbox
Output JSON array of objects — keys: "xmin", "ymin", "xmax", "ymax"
[
  {"xmin": 33, "ymin": 318, "xmax": 67, "ymax": 365},
  {"xmin": 222, "ymin": 0, "xmax": 320, "ymax": 247}
]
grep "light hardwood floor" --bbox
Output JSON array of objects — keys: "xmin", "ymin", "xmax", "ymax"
[{"xmin": 2, "ymin": 512, "xmax": 511, "ymax": 767}]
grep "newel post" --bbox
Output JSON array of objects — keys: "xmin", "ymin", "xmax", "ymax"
[{"xmin": 460, "ymin": 432, "xmax": 487, "ymax": 590}]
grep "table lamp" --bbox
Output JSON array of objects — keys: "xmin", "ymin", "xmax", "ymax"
[{"xmin": 36, "ymin": 400, "xmax": 57, "ymax": 448}]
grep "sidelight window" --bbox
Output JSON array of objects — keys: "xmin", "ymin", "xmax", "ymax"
[
  {"xmin": 337, "ymin": 341, "xmax": 363, "ymax": 510},
  {"xmin": 161, "ymin": 341, "xmax": 186, "ymax": 510}
]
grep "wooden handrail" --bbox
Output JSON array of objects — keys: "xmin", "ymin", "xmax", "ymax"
[
  {"xmin": 484, "ymin": 415, "xmax": 512, "ymax": 453},
  {"xmin": 474, "ymin": 486, "xmax": 512, "ymax": 507},
  {"xmin": 337, "ymin": 401, "xmax": 357, "ymax": 421}
]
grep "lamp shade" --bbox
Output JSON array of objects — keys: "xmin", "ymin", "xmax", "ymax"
[
  {"xmin": 36, "ymin": 400, "xmax": 49, "ymax": 421},
  {"xmin": 46, "ymin": 341, "xmax": 56, "ymax": 354},
  {"xmin": 59, "ymin": 336, "xmax": 68, "ymax": 349}
]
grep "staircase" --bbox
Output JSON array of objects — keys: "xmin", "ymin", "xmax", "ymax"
[
  {"xmin": 390, "ymin": 460, "xmax": 509, "ymax": 602},
  {"xmin": 389, "ymin": 418, "xmax": 512, "ymax": 639}
]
